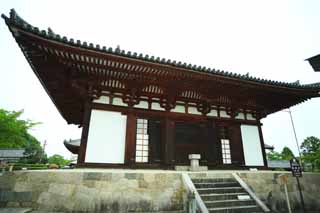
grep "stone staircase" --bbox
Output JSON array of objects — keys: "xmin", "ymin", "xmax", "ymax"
[{"xmin": 192, "ymin": 177, "xmax": 264, "ymax": 213}]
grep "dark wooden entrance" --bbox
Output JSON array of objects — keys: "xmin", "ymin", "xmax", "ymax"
[{"xmin": 174, "ymin": 120, "xmax": 212, "ymax": 164}]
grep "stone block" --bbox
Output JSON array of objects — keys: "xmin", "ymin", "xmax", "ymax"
[
  {"xmin": 189, "ymin": 166, "xmax": 208, "ymax": 172},
  {"xmin": 20, "ymin": 201, "xmax": 32, "ymax": 207},
  {"xmin": 53, "ymin": 172, "xmax": 83, "ymax": 184},
  {"xmin": 13, "ymin": 182, "xmax": 29, "ymax": 192},
  {"xmin": 0, "ymin": 201, "xmax": 6, "ymax": 208},
  {"xmin": 82, "ymin": 180, "xmax": 95, "ymax": 188},
  {"xmin": 37, "ymin": 191, "xmax": 70, "ymax": 212},
  {"xmin": 83, "ymin": 172, "xmax": 102, "ymax": 181},
  {"xmin": 0, "ymin": 174, "xmax": 15, "ymax": 190},
  {"xmin": 111, "ymin": 173, "xmax": 124, "ymax": 181},
  {"xmin": 125, "ymin": 173, "xmax": 137, "ymax": 180},
  {"xmin": 138, "ymin": 179, "xmax": 149, "ymax": 188},
  {"xmin": 48, "ymin": 183, "xmax": 75, "ymax": 197},
  {"xmin": 143, "ymin": 173, "xmax": 155, "ymax": 183},
  {"xmin": 72, "ymin": 189, "xmax": 97, "ymax": 212},
  {"xmin": 0, "ymin": 191, "xmax": 32, "ymax": 202},
  {"xmin": 100, "ymin": 173, "xmax": 112, "ymax": 181},
  {"xmin": 6, "ymin": 201, "xmax": 20, "ymax": 207}
]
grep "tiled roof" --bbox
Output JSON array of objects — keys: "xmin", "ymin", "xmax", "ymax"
[
  {"xmin": 306, "ymin": 54, "xmax": 320, "ymax": 72},
  {"xmin": 2, "ymin": 9, "xmax": 320, "ymax": 90}
]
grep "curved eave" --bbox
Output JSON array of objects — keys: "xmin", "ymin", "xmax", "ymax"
[
  {"xmin": 2, "ymin": 9, "xmax": 320, "ymax": 92},
  {"xmin": 2, "ymin": 9, "xmax": 320, "ymax": 124},
  {"xmin": 306, "ymin": 54, "xmax": 320, "ymax": 72},
  {"xmin": 5, "ymin": 20, "xmax": 320, "ymax": 97},
  {"xmin": 63, "ymin": 141, "xmax": 79, "ymax": 155}
]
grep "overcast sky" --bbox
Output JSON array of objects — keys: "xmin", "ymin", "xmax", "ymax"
[{"xmin": 1, "ymin": 1, "xmax": 319, "ymax": 159}]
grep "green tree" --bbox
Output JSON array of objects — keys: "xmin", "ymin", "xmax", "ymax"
[
  {"xmin": 267, "ymin": 147, "xmax": 295, "ymax": 161},
  {"xmin": 267, "ymin": 150, "xmax": 282, "ymax": 160},
  {"xmin": 48, "ymin": 154, "xmax": 70, "ymax": 167},
  {"xmin": 300, "ymin": 136, "xmax": 320, "ymax": 171},
  {"xmin": 0, "ymin": 109, "xmax": 44, "ymax": 163},
  {"xmin": 281, "ymin": 146, "xmax": 295, "ymax": 160}
]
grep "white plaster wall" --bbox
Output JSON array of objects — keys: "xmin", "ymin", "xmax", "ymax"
[
  {"xmin": 240, "ymin": 125, "xmax": 264, "ymax": 166},
  {"xmin": 246, "ymin": 113, "xmax": 256, "ymax": 120},
  {"xmin": 93, "ymin": 96, "xmax": 110, "ymax": 104},
  {"xmin": 188, "ymin": 106, "xmax": 201, "ymax": 115},
  {"xmin": 134, "ymin": 100, "xmax": 149, "ymax": 109},
  {"xmin": 220, "ymin": 110, "xmax": 231, "ymax": 118},
  {"xmin": 236, "ymin": 112, "xmax": 245, "ymax": 120},
  {"xmin": 171, "ymin": 105, "xmax": 185, "ymax": 113},
  {"xmin": 207, "ymin": 109, "xmax": 218, "ymax": 117},
  {"xmin": 85, "ymin": 110, "xmax": 127, "ymax": 164},
  {"xmin": 151, "ymin": 102, "xmax": 165, "ymax": 111},
  {"xmin": 113, "ymin": 97, "xmax": 128, "ymax": 106}
]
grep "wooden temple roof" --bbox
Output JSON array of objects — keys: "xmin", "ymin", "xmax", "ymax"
[
  {"xmin": 306, "ymin": 54, "xmax": 320, "ymax": 72},
  {"xmin": 2, "ymin": 9, "xmax": 320, "ymax": 125}
]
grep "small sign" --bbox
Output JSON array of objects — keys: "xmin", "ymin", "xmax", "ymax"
[{"xmin": 290, "ymin": 158, "xmax": 302, "ymax": 177}]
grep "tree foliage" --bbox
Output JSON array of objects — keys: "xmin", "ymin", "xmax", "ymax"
[
  {"xmin": 48, "ymin": 154, "xmax": 71, "ymax": 167},
  {"xmin": 281, "ymin": 147, "xmax": 295, "ymax": 160},
  {"xmin": 301, "ymin": 136, "xmax": 320, "ymax": 171},
  {"xmin": 266, "ymin": 150, "xmax": 283, "ymax": 160},
  {"xmin": 0, "ymin": 109, "xmax": 45, "ymax": 163},
  {"xmin": 266, "ymin": 146, "xmax": 295, "ymax": 160}
]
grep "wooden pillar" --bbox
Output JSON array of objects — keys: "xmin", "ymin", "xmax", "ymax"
[
  {"xmin": 77, "ymin": 101, "xmax": 92, "ymax": 164},
  {"xmin": 125, "ymin": 113, "xmax": 137, "ymax": 166},
  {"xmin": 207, "ymin": 120, "xmax": 220, "ymax": 165},
  {"xmin": 229, "ymin": 123, "xmax": 245, "ymax": 166},
  {"xmin": 148, "ymin": 120, "xmax": 162, "ymax": 164},
  {"xmin": 215, "ymin": 122, "xmax": 223, "ymax": 165},
  {"xmin": 258, "ymin": 124, "xmax": 268, "ymax": 167},
  {"xmin": 161, "ymin": 118, "xmax": 175, "ymax": 168}
]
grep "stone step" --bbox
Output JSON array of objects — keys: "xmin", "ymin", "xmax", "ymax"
[
  {"xmin": 194, "ymin": 182, "xmax": 240, "ymax": 188},
  {"xmin": 204, "ymin": 199, "xmax": 256, "ymax": 208},
  {"xmin": 197, "ymin": 187, "xmax": 246, "ymax": 194},
  {"xmin": 201, "ymin": 192, "xmax": 249, "ymax": 201},
  {"xmin": 192, "ymin": 178, "xmax": 236, "ymax": 183},
  {"xmin": 208, "ymin": 205, "xmax": 262, "ymax": 213}
]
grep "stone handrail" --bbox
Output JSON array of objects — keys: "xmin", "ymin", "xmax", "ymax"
[
  {"xmin": 232, "ymin": 173, "xmax": 271, "ymax": 212},
  {"xmin": 182, "ymin": 173, "xmax": 209, "ymax": 213}
]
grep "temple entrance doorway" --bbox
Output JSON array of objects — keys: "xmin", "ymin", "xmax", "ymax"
[{"xmin": 174, "ymin": 120, "xmax": 211, "ymax": 165}]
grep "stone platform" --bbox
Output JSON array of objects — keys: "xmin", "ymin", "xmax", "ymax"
[{"xmin": 0, "ymin": 169, "xmax": 319, "ymax": 212}]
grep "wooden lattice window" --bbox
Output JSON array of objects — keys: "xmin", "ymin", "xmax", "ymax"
[
  {"xmin": 220, "ymin": 127, "xmax": 232, "ymax": 164},
  {"xmin": 135, "ymin": 119, "xmax": 149, "ymax": 163},
  {"xmin": 221, "ymin": 139, "xmax": 231, "ymax": 164}
]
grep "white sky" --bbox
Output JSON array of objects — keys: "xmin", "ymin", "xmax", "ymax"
[{"xmin": 0, "ymin": 0, "xmax": 319, "ymax": 158}]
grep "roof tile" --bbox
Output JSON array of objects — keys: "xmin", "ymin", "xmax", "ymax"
[{"xmin": 2, "ymin": 8, "xmax": 320, "ymax": 90}]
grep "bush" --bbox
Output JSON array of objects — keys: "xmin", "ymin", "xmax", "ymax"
[{"xmin": 11, "ymin": 163, "xmax": 48, "ymax": 171}]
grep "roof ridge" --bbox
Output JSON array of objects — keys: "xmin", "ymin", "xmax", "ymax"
[{"xmin": 2, "ymin": 9, "xmax": 320, "ymax": 90}]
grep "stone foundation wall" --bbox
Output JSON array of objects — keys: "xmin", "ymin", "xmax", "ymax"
[
  {"xmin": 238, "ymin": 172, "xmax": 320, "ymax": 212},
  {"xmin": 0, "ymin": 170, "xmax": 186, "ymax": 212},
  {"xmin": 1, "ymin": 170, "xmax": 319, "ymax": 212}
]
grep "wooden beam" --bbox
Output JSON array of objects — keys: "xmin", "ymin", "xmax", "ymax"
[
  {"xmin": 229, "ymin": 123, "xmax": 245, "ymax": 166},
  {"xmin": 161, "ymin": 118, "xmax": 175, "ymax": 168},
  {"xmin": 258, "ymin": 124, "xmax": 268, "ymax": 168},
  {"xmin": 207, "ymin": 120, "xmax": 219, "ymax": 164},
  {"xmin": 124, "ymin": 113, "xmax": 137, "ymax": 166},
  {"xmin": 77, "ymin": 101, "xmax": 92, "ymax": 164}
]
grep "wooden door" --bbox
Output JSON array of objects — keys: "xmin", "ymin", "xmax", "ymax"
[{"xmin": 174, "ymin": 121, "xmax": 210, "ymax": 164}]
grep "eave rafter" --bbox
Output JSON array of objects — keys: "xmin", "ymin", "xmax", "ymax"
[{"xmin": 2, "ymin": 9, "xmax": 320, "ymax": 124}]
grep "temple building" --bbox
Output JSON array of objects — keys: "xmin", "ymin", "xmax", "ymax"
[
  {"xmin": 307, "ymin": 54, "xmax": 320, "ymax": 72},
  {"xmin": 3, "ymin": 10, "xmax": 320, "ymax": 169}
]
